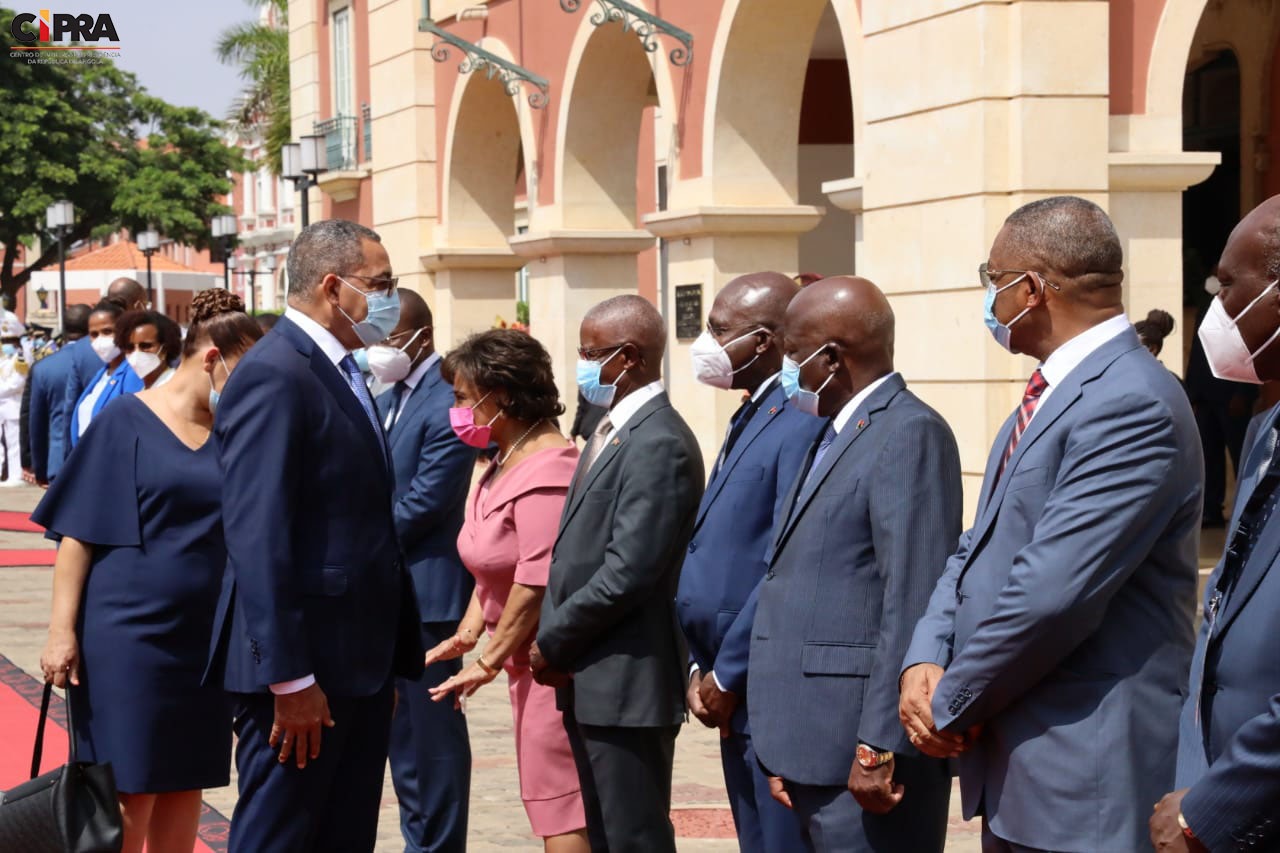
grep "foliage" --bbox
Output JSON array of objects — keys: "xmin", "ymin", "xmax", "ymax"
[
  {"xmin": 0, "ymin": 8, "xmax": 245, "ymax": 301},
  {"xmin": 217, "ymin": 0, "xmax": 290, "ymax": 175},
  {"xmin": 516, "ymin": 300, "xmax": 530, "ymax": 326}
]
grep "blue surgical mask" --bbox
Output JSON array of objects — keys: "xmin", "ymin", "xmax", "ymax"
[
  {"xmin": 984, "ymin": 273, "xmax": 1033, "ymax": 353},
  {"xmin": 352, "ymin": 347, "xmax": 370, "ymax": 373},
  {"xmin": 208, "ymin": 355, "xmax": 230, "ymax": 414},
  {"xmin": 1, "ymin": 344, "xmax": 15, "ymax": 358},
  {"xmin": 781, "ymin": 344, "xmax": 833, "ymax": 417},
  {"xmin": 577, "ymin": 347, "xmax": 625, "ymax": 408},
  {"xmin": 337, "ymin": 277, "xmax": 401, "ymax": 347}
]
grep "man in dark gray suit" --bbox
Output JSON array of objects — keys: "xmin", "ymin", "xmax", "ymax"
[
  {"xmin": 748, "ymin": 276, "xmax": 960, "ymax": 852},
  {"xmin": 531, "ymin": 294, "xmax": 705, "ymax": 853}
]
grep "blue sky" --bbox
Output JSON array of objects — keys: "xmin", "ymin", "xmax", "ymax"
[{"xmin": 80, "ymin": 0, "xmax": 263, "ymax": 120}]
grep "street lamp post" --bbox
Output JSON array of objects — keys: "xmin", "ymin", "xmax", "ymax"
[
  {"xmin": 282, "ymin": 135, "xmax": 328, "ymax": 228},
  {"xmin": 45, "ymin": 200, "xmax": 74, "ymax": 333},
  {"xmin": 137, "ymin": 229, "xmax": 160, "ymax": 305},
  {"xmin": 210, "ymin": 214, "xmax": 238, "ymax": 290},
  {"xmin": 234, "ymin": 253, "xmax": 277, "ymax": 315}
]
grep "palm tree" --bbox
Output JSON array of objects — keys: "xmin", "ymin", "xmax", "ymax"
[{"xmin": 217, "ymin": 0, "xmax": 290, "ymax": 175}]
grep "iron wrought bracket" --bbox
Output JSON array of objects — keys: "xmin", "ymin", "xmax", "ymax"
[
  {"xmin": 418, "ymin": 17, "xmax": 550, "ymax": 109},
  {"xmin": 559, "ymin": 0, "xmax": 693, "ymax": 67}
]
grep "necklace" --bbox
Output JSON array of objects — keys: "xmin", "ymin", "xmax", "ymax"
[{"xmin": 497, "ymin": 420, "xmax": 544, "ymax": 467}]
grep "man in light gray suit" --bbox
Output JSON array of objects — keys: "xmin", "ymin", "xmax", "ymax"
[
  {"xmin": 530, "ymin": 295, "xmax": 705, "ymax": 853},
  {"xmin": 748, "ymin": 276, "xmax": 960, "ymax": 852},
  {"xmin": 900, "ymin": 196, "xmax": 1203, "ymax": 853}
]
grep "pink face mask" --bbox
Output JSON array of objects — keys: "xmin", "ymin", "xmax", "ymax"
[{"xmin": 449, "ymin": 392, "xmax": 501, "ymax": 448}]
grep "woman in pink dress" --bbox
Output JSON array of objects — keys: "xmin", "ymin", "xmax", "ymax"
[{"xmin": 427, "ymin": 329, "xmax": 588, "ymax": 853}]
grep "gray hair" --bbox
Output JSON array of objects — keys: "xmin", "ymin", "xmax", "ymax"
[
  {"xmin": 1004, "ymin": 196, "xmax": 1123, "ymax": 285},
  {"xmin": 586, "ymin": 294, "xmax": 667, "ymax": 356},
  {"xmin": 287, "ymin": 219, "xmax": 382, "ymax": 299}
]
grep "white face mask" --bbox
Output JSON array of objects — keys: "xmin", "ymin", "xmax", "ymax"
[
  {"xmin": 1198, "ymin": 280, "xmax": 1280, "ymax": 385},
  {"xmin": 90, "ymin": 334, "xmax": 119, "ymax": 364},
  {"xmin": 126, "ymin": 350, "xmax": 163, "ymax": 378},
  {"xmin": 689, "ymin": 328, "xmax": 764, "ymax": 390},
  {"xmin": 366, "ymin": 328, "xmax": 424, "ymax": 384}
]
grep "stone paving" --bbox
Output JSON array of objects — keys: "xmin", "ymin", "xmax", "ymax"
[{"xmin": 0, "ymin": 483, "xmax": 1226, "ymax": 852}]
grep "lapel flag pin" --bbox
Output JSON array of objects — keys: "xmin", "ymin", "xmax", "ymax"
[
  {"xmin": 768, "ymin": 406, "xmax": 778, "ymax": 415},
  {"xmin": 857, "ymin": 419, "xmax": 866, "ymax": 429},
  {"xmin": 611, "ymin": 438, "xmax": 620, "ymax": 446}
]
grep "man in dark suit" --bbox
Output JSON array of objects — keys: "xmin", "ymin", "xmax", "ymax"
[
  {"xmin": 61, "ymin": 276, "xmax": 143, "ymax": 451},
  {"xmin": 26, "ymin": 304, "xmax": 90, "ymax": 485},
  {"xmin": 209, "ymin": 219, "xmax": 424, "ymax": 852},
  {"xmin": 1152, "ymin": 195, "xmax": 1280, "ymax": 852},
  {"xmin": 901, "ymin": 197, "xmax": 1202, "ymax": 853},
  {"xmin": 530, "ymin": 294, "xmax": 705, "ymax": 853},
  {"xmin": 747, "ymin": 276, "xmax": 959, "ymax": 852},
  {"xmin": 678, "ymin": 271, "xmax": 819, "ymax": 852},
  {"xmin": 373, "ymin": 289, "xmax": 477, "ymax": 853}
]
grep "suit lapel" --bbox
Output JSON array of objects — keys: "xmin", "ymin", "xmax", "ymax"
[
  {"xmin": 554, "ymin": 393, "xmax": 668, "ymax": 548},
  {"xmin": 771, "ymin": 375, "xmax": 905, "ymax": 562},
  {"xmin": 695, "ymin": 383, "xmax": 786, "ymax": 530},
  {"xmin": 1214, "ymin": 409, "xmax": 1280, "ymax": 638},
  {"xmin": 961, "ymin": 330, "xmax": 1143, "ymax": 575},
  {"xmin": 389, "ymin": 363, "xmax": 441, "ymax": 450}
]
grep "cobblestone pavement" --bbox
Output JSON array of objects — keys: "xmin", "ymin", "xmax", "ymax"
[{"xmin": 0, "ymin": 484, "xmax": 1225, "ymax": 851}]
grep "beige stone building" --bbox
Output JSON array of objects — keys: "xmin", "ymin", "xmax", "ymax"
[{"xmin": 289, "ymin": 0, "xmax": 1268, "ymax": 516}]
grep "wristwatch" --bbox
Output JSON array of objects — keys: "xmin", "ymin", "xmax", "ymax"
[{"xmin": 856, "ymin": 744, "xmax": 894, "ymax": 769}]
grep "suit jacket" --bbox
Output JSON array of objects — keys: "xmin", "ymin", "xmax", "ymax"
[
  {"xmin": 207, "ymin": 315, "xmax": 424, "ymax": 697},
  {"xmin": 748, "ymin": 374, "xmax": 962, "ymax": 786},
  {"xmin": 374, "ymin": 360, "xmax": 477, "ymax": 624},
  {"xmin": 68, "ymin": 361, "xmax": 143, "ymax": 448},
  {"xmin": 904, "ymin": 328, "xmax": 1202, "ymax": 852},
  {"xmin": 27, "ymin": 345, "xmax": 75, "ymax": 481},
  {"xmin": 676, "ymin": 380, "xmax": 823, "ymax": 732},
  {"xmin": 1176, "ymin": 401, "xmax": 1280, "ymax": 850},
  {"xmin": 538, "ymin": 391, "xmax": 704, "ymax": 728},
  {"xmin": 61, "ymin": 339, "xmax": 104, "ymax": 448}
]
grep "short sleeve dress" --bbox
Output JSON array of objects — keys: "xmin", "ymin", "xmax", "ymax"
[
  {"xmin": 456, "ymin": 443, "xmax": 586, "ymax": 838},
  {"xmin": 30, "ymin": 394, "xmax": 232, "ymax": 794}
]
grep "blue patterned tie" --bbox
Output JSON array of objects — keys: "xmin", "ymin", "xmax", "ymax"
[
  {"xmin": 339, "ymin": 354, "xmax": 386, "ymax": 451},
  {"xmin": 803, "ymin": 422, "xmax": 837, "ymax": 489}
]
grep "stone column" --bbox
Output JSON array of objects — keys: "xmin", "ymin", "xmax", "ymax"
[{"xmin": 421, "ymin": 248, "xmax": 525, "ymax": 350}]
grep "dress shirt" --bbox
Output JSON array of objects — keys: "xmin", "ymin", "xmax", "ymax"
[
  {"xmin": 76, "ymin": 370, "xmax": 111, "ymax": 438},
  {"xmin": 387, "ymin": 351, "xmax": 440, "ymax": 429},
  {"xmin": 832, "ymin": 372, "xmax": 896, "ymax": 434},
  {"xmin": 603, "ymin": 379, "xmax": 665, "ymax": 441},
  {"xmin": 1032, "ymin": 314, "xmax": 1130, "ymax": 424},
  {"xmin": 272, "ymin": 307, "xmax": 354, "ymax": 697}
]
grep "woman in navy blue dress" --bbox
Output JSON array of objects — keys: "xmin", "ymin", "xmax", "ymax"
[{"xmin": 36, "ymin": 290, "xmax": 263, "ymax": 853}]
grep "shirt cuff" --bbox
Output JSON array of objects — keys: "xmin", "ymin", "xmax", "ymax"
[
  {"xmin": 689, "ymin": 663, "xmax": 700, "ymax": 677},
  {"xmin": 710, "ymin": 670, "xmax": 727, "ymax": 692},
  {"xmin": 270, "ymin": 674, "xmax": 316, "ymax": 695}
]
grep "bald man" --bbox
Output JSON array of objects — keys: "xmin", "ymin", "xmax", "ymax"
[
  {"xmin": 747, "ymin": 276, "xmax": 959, "ymax": 852},
  {"xmin": 532, "ymin": 294, "xmax": 705, "ymax": 853},
  {"xmin": 374, "ymin": 290, "xmax": 477, "ymax": 853},
  {"xmin": 105, "ymin": 276, "xmax": 147, "ymax": 312},
  {"xmin": 679, "ymin": 272, "xmax": 818, "ymax": 852},
  {"xmin": 901, "ymin": 197, "xmax": 1202, "ymax": 853},
  {"xmin": 1151, "ymin": 195, "xmax": 1280, "ymax": 852}
]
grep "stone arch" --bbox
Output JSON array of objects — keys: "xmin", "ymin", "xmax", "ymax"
[
  {"xmin": 1147, "ymin": 0, "xmax": 1211, "ymax": 127},
  {"xmin": 703, "ymin": 0, "xmax": 862, "ymax": 206}
]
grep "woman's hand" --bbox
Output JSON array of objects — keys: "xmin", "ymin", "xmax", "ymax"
[
  {"xmin": 41, "ymin": 629, "xmax": 80, "ymax": 688},
  {"xmin": 424, "ymin": 629, "xmax": 478, "ymax": 666},
  {"xmin": 428, "ymin": 661, "xmax": 499, "ymax": 709}
]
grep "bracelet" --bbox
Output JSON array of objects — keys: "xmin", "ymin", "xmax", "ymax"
[{"xmin": 476, "ymin": 654, "xmax": 498, "ymax": 676}]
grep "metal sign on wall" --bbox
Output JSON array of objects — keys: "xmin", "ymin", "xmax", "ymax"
[{"xmin": 675, "ymin": 284, "xmax": 702, "ymax": 340}]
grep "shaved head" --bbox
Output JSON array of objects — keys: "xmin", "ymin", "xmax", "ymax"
[
  {"xmin": 584, "ymin": 294, "xmax": 666, "ymax": 364},
  {"xmin": 716, "ymin": 272, "xmax": 800, "ymax": 332},
  {"xmin": 1213, "ymin": 194, "xmax": 1280, "ymax": 381},
  {"xmin": 106, "ymin": 277, "xmax": 146, "ymax": 310},
  {"xmin": 398, "ymin": 288, "xmax": 432, "ymax": 330}
]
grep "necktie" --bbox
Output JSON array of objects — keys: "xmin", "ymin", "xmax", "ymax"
[
  {"xmin": 339, "ymin": 354, "xmax": 386, "ymax": 450},
  {"xmin": 996, "ymin": 368, "xmax": 1048, "ymax": 482},
  {"xmin": 802, "ymin": 422, "xmax": 837, "ymax": 489},
  {"xmin": 714, "ymin": 396, "xmax": 756, "ymax": 476},
  {"xmin": 384, "ymin": 381, "xmax": 408, "ymax": 432},
  {"xmin": 582, "ymin": 415, "xmax": 614, "ymax": 474}
]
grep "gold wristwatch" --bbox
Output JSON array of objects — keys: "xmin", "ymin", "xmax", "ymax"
[{"xmin": 856, "ymin": 744, "xmax": 894, "ymax": 769}]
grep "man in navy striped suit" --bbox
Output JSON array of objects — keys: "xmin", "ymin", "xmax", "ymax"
[{"xmin": 747, "ymin": 276, "xmax": 960, "ymax": 852}]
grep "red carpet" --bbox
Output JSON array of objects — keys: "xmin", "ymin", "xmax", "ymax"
[
  {"xmin": 0, "ymin": 549, "xmax": 56, "ymax": 566},
  {"xmin": 0, "ymin": 511, "xmax": 43, "ymax": 533},
  {"xmin": 0, "ymin": 654, "xmax": 228, "ymax": 851}
]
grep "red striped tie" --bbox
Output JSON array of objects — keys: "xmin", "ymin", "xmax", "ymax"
[{"xmin": 997, "ymin": 368, "xmax": 1048, "ymax": 481}]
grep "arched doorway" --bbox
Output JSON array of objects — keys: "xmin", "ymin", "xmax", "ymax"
[{"xmin": 1182, "ymin": 50, "xmax": 1240, "ymax": 302}]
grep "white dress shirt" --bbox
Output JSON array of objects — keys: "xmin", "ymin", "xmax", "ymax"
[
  {"xmin": 272, "ymin": 308, "xmax": 356, "ymax": 696},
  {"xmin": 76, "ymin": 369, "xmax": 112, "ymax": 438},
  {"xmin": 385, "ymin": 351, "xmax": 441, "ymax": 430},
  {"xmin": 603, "ymin": 379, "xmax": 665, "ymax": 441},
  {"xmin": 1031, "ymin": 314, "xmax": 1131, "ymax": 424},
  {"xmin": 831, "ymin": 372, "xmax": 897, "ymax": 435}
]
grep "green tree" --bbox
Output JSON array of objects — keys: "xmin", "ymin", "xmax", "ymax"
[
  {"xmin": 217, "ymin": 0, "xmax": 290, "ymax": 175},
  {"xmin": 0, "ymin": 8, "xmax": 245, "ymax": 302}
]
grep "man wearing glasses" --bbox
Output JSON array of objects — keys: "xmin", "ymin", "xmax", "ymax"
[
  {"xmin": 899, "ymin": 196, "xmax": 1202, "ymax": 852},
  {"xmin": 212, "ymin": 219, "xmax": 425, "ymax": 852},
  {"xmin": 531, "ymin": 294, "xmax": 705, "ymax": 853}
]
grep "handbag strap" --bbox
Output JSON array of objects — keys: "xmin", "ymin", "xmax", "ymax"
[{"xmin": 29, "ymin": 683, "xmax": 75, "ymax": 780}]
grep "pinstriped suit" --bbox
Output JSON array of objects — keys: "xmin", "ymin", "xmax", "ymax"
[{"xmin": 748, "ymin": 373, "xmax": 959, "ymax": 852}]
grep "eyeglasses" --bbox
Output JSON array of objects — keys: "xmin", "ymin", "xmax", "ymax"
[
  {"xmin": 577, "ymin": 343, "xmax": 629, "ymax": 360},
  {"xmin": 979, "ymin": 262, "xmax": 1061, "ymax": 293},
  {"xmin": 344, "ymin": 273, "xmax": 399, "ymax": 295}
]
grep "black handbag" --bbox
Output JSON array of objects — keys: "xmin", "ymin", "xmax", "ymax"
[{"xmin": 0, "ymin": 683, "xmax": 122, "ymax": 852}]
